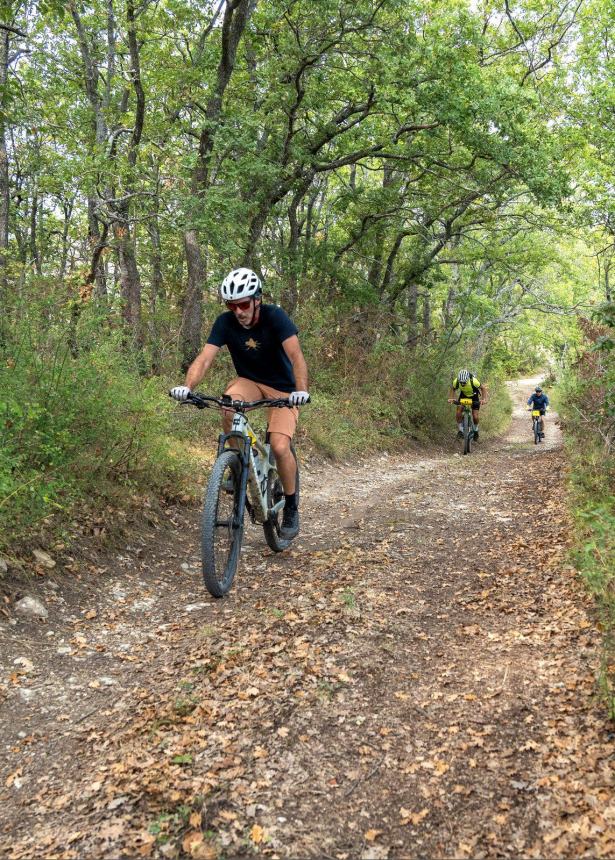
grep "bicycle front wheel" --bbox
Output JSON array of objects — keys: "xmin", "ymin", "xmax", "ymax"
[
  {"xmin": 534, "ymin": 419, "xmax": 540, "ymax": 444},
  {"xmin": 201, "ymin": 450, "xmax": 244, "ymax": 597},
  {"xmin": 463, "ymin": 412, "xmax": 472, "ymax": 455}
]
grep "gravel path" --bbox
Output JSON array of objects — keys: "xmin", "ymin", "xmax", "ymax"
[{"xmin": 1, "ymin": 378, "xmax": 613, "ymax": 859}]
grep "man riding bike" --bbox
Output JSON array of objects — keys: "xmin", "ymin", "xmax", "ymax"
[
  {"xmin": 527, "ymin": 386, "xmax": 549, "ymax": 432},
  {"xmin": 448, "ymin": 369, "xmax": 488, "ymax": 440},
  {"xmin": 170, "ymin": 267, "xmax": 309, "ymax": 540}
]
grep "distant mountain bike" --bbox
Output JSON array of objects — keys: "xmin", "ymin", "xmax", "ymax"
[
  {"xmin": 178, "ymin": 392, "xmax": 304, "ymax": 597},
  {"xmin": 530, "ymin": 409, "xmax": 544, "ymax": 444},
  {"xmin": 457, "ymin": 397, "xmax": 477, "ymax": 455}
]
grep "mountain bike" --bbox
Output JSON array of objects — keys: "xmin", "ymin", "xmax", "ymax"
[
  {"xmin": 530, "ymin": 409, "xmax": 544, "ymax": 444},
  {"xmin": 457, "ymin": 397, "xmax": 477, "ymax": 455},
  {"xmin": 179, "ymin": 392, "xmax": 303, "ymax": 597}
]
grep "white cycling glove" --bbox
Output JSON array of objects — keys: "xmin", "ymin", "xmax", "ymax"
[
  {"xmin": 170, "ymin": 385, "xmax": 191, "ymax": 402},
  {"xmin": 289, "ymin": 390, "xmax": 310, "ymax": 406}
]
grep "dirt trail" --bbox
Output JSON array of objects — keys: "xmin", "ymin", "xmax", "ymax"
[{"xmin": 1, "ymin": 379, "xmax": 614, "ymax": 859}]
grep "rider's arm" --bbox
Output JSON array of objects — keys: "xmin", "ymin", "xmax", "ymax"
[
  {"xmin": 480, "ymin": 383, "xmax": 488, "ymax": 404},
  {"xmin": 282, "ymin": 335, "xmax": 309, "ymax": 391},
  {"xmin": 448, "ymin": 387, "xmax": 457, "ymax": 402},
  {"xmin": 185, "ymin": 344, "xmax": 220, "ymax": 390}
]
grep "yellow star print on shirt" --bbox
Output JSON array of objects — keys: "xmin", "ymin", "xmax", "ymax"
[{"xmin": 245, "ymin": 337, "xmax": 260, "ymax": 350}]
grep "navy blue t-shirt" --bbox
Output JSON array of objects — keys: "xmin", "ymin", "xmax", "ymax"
[
  {"xmin": 206, "ymin": 304, "xmax": 298, "ymax": 392},
  {"xmin": 527, "ymin": 393, "xmax": 549, "ymax": 410}
]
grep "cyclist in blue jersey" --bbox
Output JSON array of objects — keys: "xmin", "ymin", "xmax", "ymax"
[
  {"xmin": 527, "ymin": 386, "xmax": 550, "ymax": 434},
  {"xmin": 171, "ymin": 268, "xmax": 309, "ymax": 540}
]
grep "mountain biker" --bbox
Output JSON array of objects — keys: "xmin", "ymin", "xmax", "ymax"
[
  {"xmin": 527, "ymin": 386, "xmax": 550, "ymax": 433},
  {"xmin": 447, "ymin": 369, "xmax": 488, "ymax": 440},
  {"xmin": 170, "ymin": 268, "xmax": 309, "ymax": 540}
]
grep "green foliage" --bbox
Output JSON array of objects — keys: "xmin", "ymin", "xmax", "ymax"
[
  {"xmin": 557, "ymin": 311, "xmax": 615, "ymax": 715},
  {"xmin": 0, "ymin": 315, "xmax": 191, "ymax": 552},
  {"xmin": 296, "ymin": 324, "xmax": 512, "ymax": 458}
]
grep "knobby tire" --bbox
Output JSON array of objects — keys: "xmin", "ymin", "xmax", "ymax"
[
  {"xmin": 463, "ymin": 412, "xmax": 472, "ymax": 455},
  {"xmin": 201, "ymin": 450, "xmax": 244, "ymax": 598}
]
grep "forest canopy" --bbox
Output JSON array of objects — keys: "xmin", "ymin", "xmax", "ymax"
[{"xmin": 0, "ymin": 0, "xmax": 611, "ymax": 372}]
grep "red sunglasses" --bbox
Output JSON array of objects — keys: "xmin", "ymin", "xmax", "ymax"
[{"xmin": 226, "ymin": 299, "xmax": 253, "ymax": 312}]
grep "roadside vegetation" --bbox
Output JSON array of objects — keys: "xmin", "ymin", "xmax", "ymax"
[
  {"xmin": 557, "ymin": 303, "xmax": 615, "ymax": 716},
  {"xmin": 0, "ymin": 296, "xmax": 514, "ymax": 558}
]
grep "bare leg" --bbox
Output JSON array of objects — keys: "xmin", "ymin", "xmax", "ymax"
[
  {"xmin": 269, "ymin": 432, "xmax": 297, "ymax": 495},
  {"xmin": 221, "ymin": 410, "xmax": 241, "ymax": 450}
]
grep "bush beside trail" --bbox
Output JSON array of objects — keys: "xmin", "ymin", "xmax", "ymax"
[
  {"xmin": 0, "ymin": 328, "xmax": 189, "ymax": 558},
  {"xmin": 0, "ymin": 310, "xmax": 512, "ymax": 561},
  {"xmin": 557, "ymin": 304, "xmax": 615, "ymax": 716}
]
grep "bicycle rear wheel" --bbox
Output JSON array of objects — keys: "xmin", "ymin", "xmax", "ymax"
[
  {"xmin": 463, "ymin": 412, "xmax": 472, "ymax": 455},
  {"xmin": 201, "ymin": 450, "xmax": 244, "ymax": 597},
  {"xmin": 263, "ymin": 446, "xmax": 299, "ymax": 552}
]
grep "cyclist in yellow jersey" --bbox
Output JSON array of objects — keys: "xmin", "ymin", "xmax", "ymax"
[{"xmin": 447, "ymin": 369, "xmax": 488, "ymax": 440}]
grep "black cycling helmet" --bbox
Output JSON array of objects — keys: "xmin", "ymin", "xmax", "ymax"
[{"xmin": 535, "ymin": 386, "xmax": 542, "ymax": 392}]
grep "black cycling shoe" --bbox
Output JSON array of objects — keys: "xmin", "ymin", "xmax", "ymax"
[
  {"xmin": 473, "ymin": 430, "xmax": 479, "ymax": 441},
  {"xmin": 456, "ymin": 430, "xmax": 463, "ymax": 439},
  {"xmin": 280, "ymin": 506, "xmax": 299, "ymax": 540}
]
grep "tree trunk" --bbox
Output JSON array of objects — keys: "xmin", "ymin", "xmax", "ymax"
[
  {"xmin": 422, "ymin": 290, "xmax": 431, "ymax": 338},
  {"xmin": 115, "ymin": 217, "xmax": 144, "ymax": 360},
  {"xmin": 88, "ymin": 197, "xmax": 108, "ymax": 297},
  {"xmin": 59, "ymin": 198, "xmax": 73, "ymax": 283},
  {"xmin": 282, "ymin": 198, "xmax": 300, "ymax": 314},
  {"xmin": 181, "ymin": 228, "xmax": 205, "ymax": 372},
  {"xmin": 147, "ymin": 190, "xmax": 164, "ymax": 375},
  {"xmin": 30, "ymin": 184, "xmax": 42, "ymax": 276},
  {"xmin": 406, "ymin": 281, "xmax": 419, "ymax": 347},
  {"xmin": 0, "ymin": 29, "xmax": 9, "ymax": 312},
  {"xmin": 180, "ymin": 0, "xmax": 253, "ymax": 367},
  {"xmin": 443, "ymin": 237, "xmax": 461, "ymax": 330}
]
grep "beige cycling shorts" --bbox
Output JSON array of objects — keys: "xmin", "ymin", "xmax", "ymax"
[{"xmin": 224, "ymin": 377, "xmax": 298, "ymax": 439}]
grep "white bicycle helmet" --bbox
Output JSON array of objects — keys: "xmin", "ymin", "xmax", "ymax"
[
  {"xmin": 458, "ymin": 369, "xmax": 470, "ymax": 384},
  {"xmin": 220, "ymin": 268, "xmax": 262, "ymax": 302}
]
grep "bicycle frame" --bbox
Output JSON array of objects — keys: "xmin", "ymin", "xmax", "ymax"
[
  {"xmin": 218, "ymin": 409, "xmax": 284, "ymax": 525},
  {"xmin": 531, "ymin": 409, "xmax": 543, "ymax": 442},
  {"xmin": 185, "ymin": 392, "xmax": 291, "ymax": 526},
  {"xmin": 455, "ymin": 397, "xmax": 477, "ymax": 454},
  {"xmin": 458, "ymin": 398, "xmax": 477, "ymax": 429}
]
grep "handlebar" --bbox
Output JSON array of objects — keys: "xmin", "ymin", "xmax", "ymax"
[{"xmin": 171, "ymin": 392, "xmax": 309, "ymax": 411}]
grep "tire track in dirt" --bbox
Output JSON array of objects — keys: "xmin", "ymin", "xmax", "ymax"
[{"xmin": 1, "ymin": 379, "xmax": 613, "ymax": 858}]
